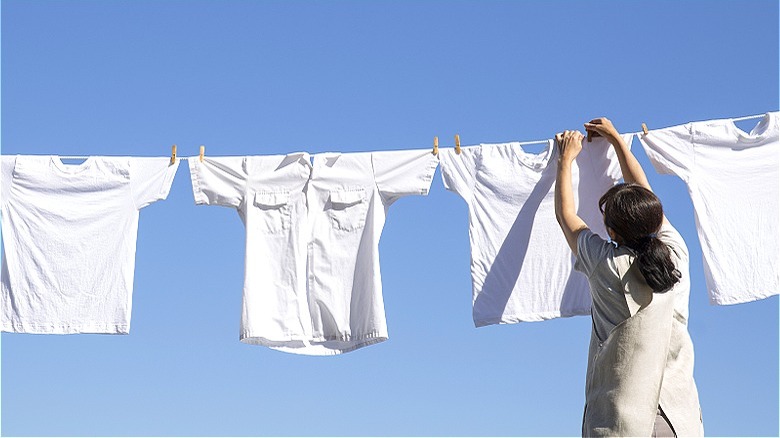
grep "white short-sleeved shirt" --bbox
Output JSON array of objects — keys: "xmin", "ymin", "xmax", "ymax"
[
  {"xmin": 440, "ymin": 136, "xmax": 632, "ymax": 326},
  {"xmin": 189, "ymin": 150, "xmax": 438, "ymax": 355},
  {"xmin": 639, "ymin": 112, "xmax": 779, "ymax": 305},
  {"xmin": 1, "ymin": 156, "xmax": 180, "ymax": 334}
]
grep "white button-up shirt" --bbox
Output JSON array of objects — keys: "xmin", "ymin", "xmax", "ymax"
[{"xmin": 190, "ymin": 150, "xmax": 438, "ymax": 355}]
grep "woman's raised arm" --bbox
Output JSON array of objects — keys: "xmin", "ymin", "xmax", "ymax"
[
  {"xmin": 554, "ymin": 130, "xmax": 589, "ymax": 253},
  {"xmin": 584, "ymin": 117, "xmax": 652, "ymax": 191}
]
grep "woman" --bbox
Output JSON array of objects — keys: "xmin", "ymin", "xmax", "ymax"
[{"xmin": 554, "ymin": 118, "xmax": 703, "ymax": 437}]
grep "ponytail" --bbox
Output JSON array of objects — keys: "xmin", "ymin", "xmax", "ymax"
[
  {"xmin": 628, "ymin": 234, "xmax": 681, "ymax": 292},
  {"xmin": 599, "ymin": 183, "xmax": 681, "ymax": 292}
]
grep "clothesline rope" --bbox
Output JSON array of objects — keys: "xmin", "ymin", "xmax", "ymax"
[
  {"xmin": 53, "ymin": 156, "xmax": 198, "ymax": 160},
  {"xmin": 14, "ymin": 113, "xmax": 772, "ymax": 160},
  {"xmin": 730, "ymin": 113, "xmax": 768, "ymax": 122}
]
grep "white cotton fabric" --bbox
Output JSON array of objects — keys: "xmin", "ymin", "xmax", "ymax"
[
  {"xmin": 189, "ymin": 150, "xmax": 438, "ymax": 355},
  {"xmin": 1, "ymin": 156, "xmax": 180, "ymax": 334},
  {"xmin": 638, "ymin": 112, "xmax": 779, "ymax": 305},
  {"xmin": 440, "ymin": 136, "xmax": 632, "ymax": 326}
]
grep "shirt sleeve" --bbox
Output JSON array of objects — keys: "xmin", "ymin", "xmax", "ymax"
[
  {"xmin": 371, "ymin": 149, "xmax": 439, "ymax": 206},
  {"xmin": 189, "ymin": 156, "xmax": 248, "ymax": 208},
  {"xmin": 439, "ymin": 146, "xmax": 479, "ymax": 202},
  {"xmin": 574, "ymin": 229, "xmax": 616, "ymax": 277},
  {"xmin": 657, "ymin": 219, "xmax": 689, "ymax": 261},
  {"xmin": 1, "ymin": 156, "xmax": 17, "ymax": 208},
  {"xmin": 609, "ymin": 134, "xmax": 635, "ymax": 182},
  {"xmin": 638, "ymin": 123, "xmax": 694, "ymax": 182},
  {"xmin": 130, "ymin": 157, "xmax": 180, "ymax": 210}
]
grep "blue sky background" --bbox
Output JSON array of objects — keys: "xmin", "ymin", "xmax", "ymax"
[{"xmin": 1, "ymin": 1, "xmax": 778, "ymax": 436}]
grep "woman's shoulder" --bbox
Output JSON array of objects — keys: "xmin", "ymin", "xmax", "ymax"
[{"xmin": 576, "ymin": 229, "xmax": 633, "ymax": 278}]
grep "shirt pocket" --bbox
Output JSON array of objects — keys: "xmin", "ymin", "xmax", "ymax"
[
  {"xmin": 328, "ymin": 188, "xmax": 369, "ymax": 232},
  {"xmin": 253, "ymin": 191, "xmax": 291, "ymax": 234}
]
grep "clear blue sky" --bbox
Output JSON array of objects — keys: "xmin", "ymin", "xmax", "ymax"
[{"xmin": 1, "ymin": 1, "xmax": 777, "ymax": 436}]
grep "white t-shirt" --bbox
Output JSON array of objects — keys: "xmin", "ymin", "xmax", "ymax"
[
  {"xmin": 440, "ymin": 136, "xmax": 632, "ymax": 327},
  {"xmin": 189, "ymin": 150, "xmax": 438, "ymax": 355},
  {"xmin": 1, "ymin": 156, "xmax": 180, "ymax": 334},
  {"xmin": 638, "ymin": 112, "xmax": 779, "ymax": 305}
]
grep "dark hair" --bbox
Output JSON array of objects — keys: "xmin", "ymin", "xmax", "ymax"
[{"xmin": 599, "ymin": 183, "xmax": 681, "ymax": 292}]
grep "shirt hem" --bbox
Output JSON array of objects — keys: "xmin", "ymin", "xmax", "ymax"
[
  {"xmin": 708, "ymin": 289, "xmax": 778, "ymax": 305},
  {"xmin": 474, "ymin": 308, "xmax": 590, "ymax": 327},
  {"xmin": 239, "ymin": 330, "xmax": 388, "ymax": 355},
  {"xmin": 2, "ymin": 322, "xmax": 130, "ymax": 334}
]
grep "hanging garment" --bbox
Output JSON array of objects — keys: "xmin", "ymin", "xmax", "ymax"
[
  {"xmin": 577, "ymin": 221, "xmax": 703, "ymax": 437},
  {"xmin": 189, "ymin": 150, "xmax": 438, "ymax": 355},
  {"xmin": 638, "ymin": 112, "xmax": 779, "ymax": 305},
  {"xmin": 1, "ymin": 156, "xmax": 180, "ymax": 334},
  {"xmin": 439, "ymin": 135, "xmax": 632, "ymax": 327}
]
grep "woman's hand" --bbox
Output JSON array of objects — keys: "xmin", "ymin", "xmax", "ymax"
[
  {"xmin": 555, "ymin": 130, "xmax": 584, "ymax": 164},
  {"xmin": 583, "ymin": 117, "xmax": 620, "ymax": 143}
]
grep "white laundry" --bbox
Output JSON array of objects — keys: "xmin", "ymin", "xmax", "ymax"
[
  {"xmin": 639, "ymin": 112, "xmax": 779, "ymax": 305},
  {"xmin": 440, "ymin": 136, "xmax": 631, "ymax": 326},
  {"xmin": 189, "ymin": 150, "xmax": 438, "ymax": 355},
  {"xmin": 1, "ymin": 156, "xmax": 180, "ymax": 334}
]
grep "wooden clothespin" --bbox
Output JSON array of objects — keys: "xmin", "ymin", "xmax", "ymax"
[
  {"xmin": 455, "ymin": 134, "xmax": 461, "ymax": 155},
  {"xmin": 170, "ymin": 144, "xmax": 177, "ymax": 165},
  {"xmin": 433, "ymin": 136, "xmax": 439, "ymax": 155},
  {"xmin": 587, "ymin": 128, "xmax": 603, "ymax": 142},
  {"xmin": 199, "ymin": 145, "xmax": 205, "ymax": 162},
  {"xmin": 641, "ymin": 123, "xmax": 649, "ymax": 135}
]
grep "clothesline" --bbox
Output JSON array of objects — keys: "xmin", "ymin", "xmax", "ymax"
[
  {"xmin": 731, "ymin": 113, "xmax": 767, "ymax": 122},
  {"xmin": 2, "ymin": 112, "xmax": 777, "ymax": 351},
  {"xmin": 19, "ymin": 113, "xmax": 772, "ymax": 160},
  {"xmin": 53, "ymin": 156, "xmax": 207, "ymax": 160}
]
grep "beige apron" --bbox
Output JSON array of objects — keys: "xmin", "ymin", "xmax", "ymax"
[{"xmin": 583, "ymin": 254, "xmax": 703, "ymax": 437}]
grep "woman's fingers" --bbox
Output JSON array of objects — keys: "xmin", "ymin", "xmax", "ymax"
[
  {"xmin": 584, "ymin": 123, "xmax": 606, "ymax": 139},
  {"xmin": 585, "ymin": 117, "xmax": 615, "ymax": 136},
  {"xmin": 557, "ymin": 130, "xmax": 585, "ymax": 147},
  {"xmin": 584, "ymin": 122, "xmax": 602, "ymax": 132}
]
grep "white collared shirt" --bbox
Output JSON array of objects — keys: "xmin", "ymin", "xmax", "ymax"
[
  {"xmin": 440, "ymin": 136, "xmax": 632, "ymax": 326},
  {"xmin": 1, "ymin": 155, "xmax": 180, "ymax": 334},
  {"xmin": 190, "ymin": 149, "xmax": 438, "ymax": 355}
]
